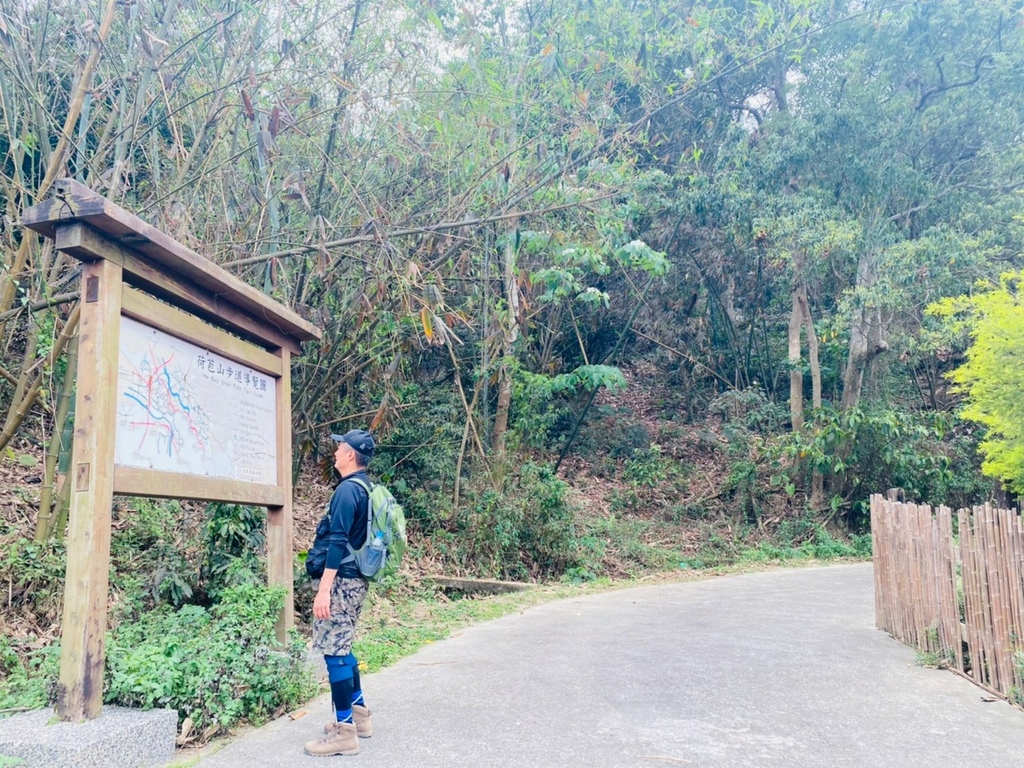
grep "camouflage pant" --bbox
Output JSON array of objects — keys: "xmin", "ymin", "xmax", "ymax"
[{"xmin": 312, "ymin": 576, "xmax": 369, "ymax": 656}]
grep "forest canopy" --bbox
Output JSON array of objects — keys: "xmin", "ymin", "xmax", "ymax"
[{"xmin": 1, "ymin": 0, "xmax": 1023, "ymax": 541}]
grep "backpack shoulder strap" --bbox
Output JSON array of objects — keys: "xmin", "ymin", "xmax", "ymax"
[
  {"xmin": 348, "ymin": 477, "xmax": 372, "ymax": 494},
  {"xmin": 341, "ymin": 476, "xmax": 373, "ymax": 563}
]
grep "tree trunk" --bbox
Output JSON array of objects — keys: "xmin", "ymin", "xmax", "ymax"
[
  {"xmin": 789, "ymin": 244, "xmax": 824, "ymax": 508},
  {"xmin": 788, "ymin": 288, "xmax": 804, "ymax": 431},
  {"xmin": 492, "ymin": 361, "xmax": 512, "ymax": 455},
  {"xmin": 491, "ymin": 221, "xmax": 521, "ymax": 456},
  {"xmin": 773, "ymin": 52, "xmax": 790, "ymax": 113},
  {"xmin": 794, "ymin": 287, "xmax": 824, "ymax": 507},
  {"xmin": 841, "ymin": 253, "xmax": 888, "ymax": 411},
  {"xmin": 796, "ymin": 289, "xmax": 821, "ymax": 410}
]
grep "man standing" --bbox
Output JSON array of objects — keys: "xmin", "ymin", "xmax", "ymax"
[{"xmin": 304, "ymin": 429, "xmax": 377, "ymax": 757}]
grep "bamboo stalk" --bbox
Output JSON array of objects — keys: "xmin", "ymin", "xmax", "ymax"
[
  {"xmin": 984, "ymin": 503, "xmax": 1010, "ymax": 691},
  {"xmin": 938, "ymin": 506, "xmax": 962, "ymax": 670},
  {"xmin": 974, "ymin": 506, "xmax": 994, "ymax": 687},
  {"xmin": 872, "ymin": 495, "xmax": 885, "ymax": 629},
  {"xmin": 990, "ymin": 506, "xmax": 1013, "ymax": 692},
  {"xmin": 1002, "ymin": 507, "xmax": 1022, "ymax": 693},
  {"xmin": 52, "ymin": 474, "xmax": 72, "ymax": 540},
  {"xmin": 1009, "ymin": 509, "xmax": 1024, "ymax": 693},
  {"xmin": 2, "ymin": 315, "xmax": 39, "ymax": 434},
  {"xmin": 960, "ymin": 510, "xmax": 980, "ymax": 682},
  {"xmin": 35, "ymin": 334, "xmax": 79, "ymax": 542}
]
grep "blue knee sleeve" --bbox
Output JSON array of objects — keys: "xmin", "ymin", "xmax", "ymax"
[
  {"xmin": 325, "ymin": 654, "xmax": 354, "ymax": 683},
  {"xmin": 342, "ymin": 653, "xmax": 364, "ymax": 706}
]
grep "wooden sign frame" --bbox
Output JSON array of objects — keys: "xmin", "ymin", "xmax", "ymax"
[{"xmin": 22, "ymin": 179, "xmax": 321, "ymax": 721}]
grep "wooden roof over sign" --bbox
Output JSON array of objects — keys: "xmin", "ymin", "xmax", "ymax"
[{"xmin": 21, "ymin": 178, "xmax": 322, "ymax": 345}]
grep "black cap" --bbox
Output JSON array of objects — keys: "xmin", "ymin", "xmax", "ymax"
[{"xmin": 331, "ymin": 429, "xmax": 376, "ymax": 459}]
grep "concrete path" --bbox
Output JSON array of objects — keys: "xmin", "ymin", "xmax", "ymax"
[{"xmin": 192, "ymin": 563, "xmax": 1024, "ymax": 767}]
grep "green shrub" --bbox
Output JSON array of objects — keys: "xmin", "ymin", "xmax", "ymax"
[
  {"xmin": 510, "ymin": 367, "xmax": 575, "ymax": 450},
  {"xmin": 573, "ymin": 405, "xmax": 651, "ymax": 459},
  {"xmin": 509, "ymin": 364, "xmax": 627, "ymax": 451},
  {"xmin": 0, "ymin": 536, "xmax": 65, "ymax": 623},
  {"xmin": 740, "ymin": 523, "xmax": 871, "ymax": 563},
  {"xmin": 391, "ymin": 480, "xmax": 454, "ymax": 532},
  {"xmin": 709, "ymin": 387, "xmax": 788, "ymax": 437},
  {"xmin": 104, "ymin": 583, "xmax": 316, "ymax": 734},
  {"xmin": 2, "ymin": 502, "xmax": 312, "ymax": 727},
  {"xmin": 456, "ymin": 461, "xmax": 582, "ymax": 580},
  {"xmin": 110, "ymin": 499, "xmax": 194, "ymax": 612},
  {"xmin": 201, "ymin": 503, "xmax": 266, "ymax": 601},
  {"xmin": 719, "ymin": 455, "xmax": 765, "ymax": 524},
  {"xmin": 607, "ymin": 488, "xmax": 641, "ymax": 516},
  {"xmin": 0, "ymin": 637, "xmax": 59, "ymax": 713},
  {"xmin": 560, "ymin": 565, "xmax": 598, "ymax": 584},
  {"xmin": 768, "ymin": 404, "xmax": 985, "ymax": 526},
  {"xmin": 370, "ymin": 386, "xmax": 463, "ymax": 527},
  {"xmin": 623, "ymin": 445, "xmax": 668, "ymax": 489}
]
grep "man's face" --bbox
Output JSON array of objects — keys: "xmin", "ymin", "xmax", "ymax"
[{"xmin": 334, "ymin": 441, "xmax": 352, "ymax": 473}]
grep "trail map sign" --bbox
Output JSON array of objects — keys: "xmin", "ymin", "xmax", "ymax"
[
  {"xmin": 116, "ymin": 316, "xmax": 278, "ymax": 484},
  {"xmin": 22, "ymin": 179, "xmax": 321, "ymax": 722}
]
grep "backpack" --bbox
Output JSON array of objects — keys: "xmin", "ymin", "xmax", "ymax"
[{"xmin": 305, "ymin": 478, "xmax": 407, "ymax": 582}]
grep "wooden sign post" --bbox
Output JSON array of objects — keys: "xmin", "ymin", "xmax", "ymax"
[{"xmin": 22, "ymin": 179, "xmax": 321, "ymax": 722}]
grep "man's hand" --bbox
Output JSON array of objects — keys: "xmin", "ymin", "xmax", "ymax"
[
  {"xmin": 314, "ymin": 588, "xmax": 332, "ymax": 619},
  {"xmin": 313, "ymin": 568, "xmax": 338, "ymax": 620}
]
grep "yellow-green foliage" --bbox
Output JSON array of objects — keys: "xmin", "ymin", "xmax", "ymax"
[{"xmin": 929, "ymin": 271, "xmax": 1024, "ymax": 492}]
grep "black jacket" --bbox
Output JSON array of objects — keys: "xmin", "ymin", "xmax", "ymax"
[{"xmin": 324, "ymin": 470, "xmax": 370, "ymax": 579}]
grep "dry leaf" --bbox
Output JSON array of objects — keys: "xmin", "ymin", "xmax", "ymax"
[
  {"xmin": 175, "ymin": 716, "xmax": 193, "ymax": 746},
  {"xmin": 241, "ymin": 90, "xmax": 255, "ymax": 121},
  {"xmin": 281, "ymin": 171, "xmax": 309, "ymax": 207},
  {"xmin": 290, "ymin": 709, "xmax": 309, "ymax": 720},
  {"xmin": 421, "ymin": 307, "xmax": 434, "ymax": 341}
]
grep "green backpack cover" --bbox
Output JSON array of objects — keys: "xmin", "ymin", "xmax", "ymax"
[{"xmin": 344, "ymin": 478, "xmax": 407, "ymax": 581}]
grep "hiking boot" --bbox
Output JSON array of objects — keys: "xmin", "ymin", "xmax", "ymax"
[
  {"xmin": 304, "ymin": 721, "xmax": 359, "ymax": 756},
  {"xmin": 324, "ymin": 705, "xmax": 373, "ymax": 738},
  {"xmin": 353, "ymin": 705, "xmax": 373, "ymax": 738}
]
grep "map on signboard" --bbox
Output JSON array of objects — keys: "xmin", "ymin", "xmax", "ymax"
[{"xmin": 115, "ymin": 315, "xmax": 278, "ymax": 485}]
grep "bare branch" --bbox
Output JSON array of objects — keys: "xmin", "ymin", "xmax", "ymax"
[
  {"xmin": 221, "ymin": 194, "xmax": 618, "ymax": 268},
  {"xmin": 916, "ymin": 55, "xmax": 993, "ymax": 112},
  {"xmin": 0, "ymin": 292, "xmax": 80, "ymax": 324}
]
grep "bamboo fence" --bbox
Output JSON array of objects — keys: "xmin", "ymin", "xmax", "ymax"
[{"xmin": 872, "ymin": 493, "xmax": 1024, "ymax": 703}]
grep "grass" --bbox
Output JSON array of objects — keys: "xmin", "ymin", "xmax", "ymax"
[
  {"xmin": 914, "ymin": 649, "xmax": 953, "ymax": 669},
  {"xmin": 912, "ymin": 626, "xmax": 953, "ymax": 670}
]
